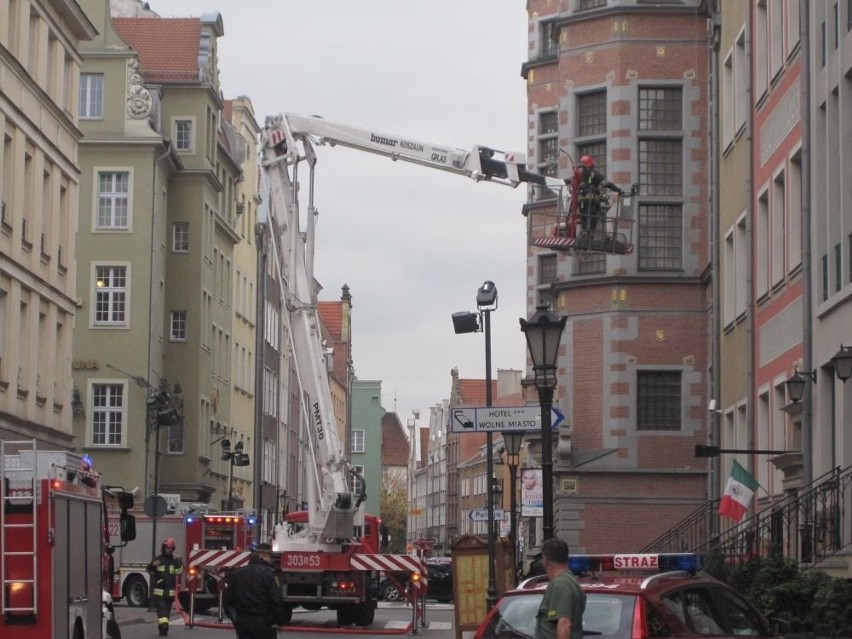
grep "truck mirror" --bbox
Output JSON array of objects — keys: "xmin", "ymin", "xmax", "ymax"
[
  {"xmin": 117, "ymin": 491, "xmax": 135, "ymax": 511},
  {"xmin": 120, "ymin": 512, "xmax": 137, "ymax": 542}
]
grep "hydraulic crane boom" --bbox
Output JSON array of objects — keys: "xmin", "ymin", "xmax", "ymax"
[{"xmin": 265, "ymin": 112, "xmax": 563, "ymax": 188}]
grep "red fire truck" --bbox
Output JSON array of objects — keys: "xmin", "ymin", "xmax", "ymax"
[
  {"xmin": 110, "ymin": 509, "xmax": 254, "ymax": 611},
  {"xmin": 1, "ymin": 439, "xmax": 134, "ymax": 639}
]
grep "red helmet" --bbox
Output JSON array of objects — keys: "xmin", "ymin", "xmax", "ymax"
[
  {"xmin": 579, "ymin": 155, "xmax": 595, "ymax": 168},
  {"xmin": 162, "ymin": 537, "xmax": 177, "ymax": 550}
]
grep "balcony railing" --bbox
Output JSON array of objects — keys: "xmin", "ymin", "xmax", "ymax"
[{"xmin": 642, "ymin": 465, "xmax": 852, "ymax": 567}]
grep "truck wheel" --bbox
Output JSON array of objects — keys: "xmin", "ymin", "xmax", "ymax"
[
  {"xmin": 353, "ymin": 602, "xmax": 375, "ymax": 626},
  {"xmin": 124, "ymin": 575, "xmax": 148, "ymax": 607},
  {"xmin": 106, "ymin": 618, "xmax": 122, "ymax": 639},
  {"xmin": 336, "ymin": 605, "xmax": 355, "ymax": 626}
]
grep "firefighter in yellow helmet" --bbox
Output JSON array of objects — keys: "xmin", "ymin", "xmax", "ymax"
[{"xmin": 147, "ymin": 537, "xmax": 184, "ymax": 636}]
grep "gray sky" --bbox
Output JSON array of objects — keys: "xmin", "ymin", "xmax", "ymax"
[{"xmin": 163, "ymin": 1, "xmax": 531, "ymax": 420}]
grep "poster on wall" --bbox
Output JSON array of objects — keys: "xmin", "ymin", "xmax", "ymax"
[{"xmin": 520, "ymin": 468, "xmax": 543, "ymax": 517}]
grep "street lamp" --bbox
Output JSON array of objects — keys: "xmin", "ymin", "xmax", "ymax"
[
  {"xmin": 785, "ymin": 369, "xmax": 816, "ymax": 404},
  {"xmin": 520, "ymin": 304, "xmax": 567, "ymax": 542},
  {"xmin": 452, "ymin": 279, "xmax": 499, "ymax": 610},
  {"xmin": 221, "ymin": 439, "xmax": 250, "ymax": 511},
  {"xmin": 831, "ymin": 344, "xmax": 852, "ymax": 382},
  {"xmin": 501, "ymin": 431, "xmax": 524, "ymax": 582}
]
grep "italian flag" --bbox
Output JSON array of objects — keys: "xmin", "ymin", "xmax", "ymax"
[{"xmin": 718, "ymin": 461, "xmax": 759, "ymax": 522}]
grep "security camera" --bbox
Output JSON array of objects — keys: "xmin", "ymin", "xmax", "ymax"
[{"xmin": 708, "ymin": 399, "xmax": 721, "ymax": 414}]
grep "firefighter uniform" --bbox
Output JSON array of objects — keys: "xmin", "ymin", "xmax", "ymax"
[
  {"xmin": 147, "ymin": 544, "xmax": 184, "ymax": 636},
  {"xmin": 224, "ymin": 545, "xmax": 285, "ymax": 639}
]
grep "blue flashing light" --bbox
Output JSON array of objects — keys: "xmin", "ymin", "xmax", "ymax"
[
  {"xmin": 185, "ymin": 515, "xmax": 195, "ymax": 525},
  {"xmin": 568, "ymin": 553, "xmax": 703, "ymax": 575},
  {"xmin": 247, "ymin": 515, "xmax": 257, "ymax": 525},
  {"xmin": 82, "ymin": 453, "xmax": 94, "ymax": 470}
]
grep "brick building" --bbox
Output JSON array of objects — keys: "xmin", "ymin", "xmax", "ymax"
[{"xmin": 522, "ymin": 0, "xmax": 711, "ymax": 553}]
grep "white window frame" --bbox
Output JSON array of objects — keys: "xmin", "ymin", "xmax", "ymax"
[
  {"xmin": 351, "ymin": 429, "xmax": 365, "ymax": 453},
  {"xmin": 79, "ymin": 73, "xmax": 104, "ymax": 119},
  {"xmin": 89, "ymin": 379, "xmax": 127, "ymax": 447},
  {"xmin": 174, "ymin": 117, "xmax": 195, "ymax": 152},
  {"xmin": 93, "ymin": 168, "xmax": 132, "ymax": 231},
  {"xmin": 771, "ymin": 169, "xmax": 786, "ymax": 286},
  {"xmin": 91, "ymin": 262, "xmax": 130, "ymax": 328},
  {"xmin": 172, "ymin": 221, "xmax": 189, "ymax": 253},
  {"xmin": 170, "ymin": 310, "xmax": 188, "ymax": 341},
  {"xmin": 723, "ymin": 227, "xmax": 735, "ymax": 327}
]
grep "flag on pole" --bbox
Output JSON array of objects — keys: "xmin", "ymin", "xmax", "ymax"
[{"xmin": 718, "ymin": 460, "xmax": 759, "ymax": 522}]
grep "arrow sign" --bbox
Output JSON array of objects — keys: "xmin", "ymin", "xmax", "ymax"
[
  {"xmin": 450, "ymin": 405, "xmax": 567, "ymax": 433},
  {"xmin": 469, "ymin": 509, "xmax": 504, "ymax": 522}
]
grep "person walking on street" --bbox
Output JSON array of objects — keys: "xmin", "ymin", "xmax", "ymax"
[
  {"xmin": 223, "ymin": 543, "xmax": 286, "ymax": 639},
  {"xmin": 535, "ymin": 538, "xmax": 586, "ymax": 639},
  {"xmin": 576, "ymin": 155, "xmax": 623, "ymax": 232},
  {"xmin": 147, "ymin": 537, "xmax": 184, "ymax": 636}
]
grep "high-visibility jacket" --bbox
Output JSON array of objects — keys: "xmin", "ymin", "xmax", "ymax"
[{"xmin": 147, "ymin": 553, "xmax": 184, "ymax": 599}]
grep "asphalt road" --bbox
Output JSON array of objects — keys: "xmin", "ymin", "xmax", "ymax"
[{"xmin": 113, "ymin": 601, "xmax": 458, "ymax": 638}]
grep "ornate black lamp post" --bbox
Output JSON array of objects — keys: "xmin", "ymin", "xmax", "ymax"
[
  {"xmin": 520, "ymin": 304, "xmax": 566, "ymax": 542},
  {"xmin": 501, "ymin": 431, "xmax": 524, "ymax": 581}
]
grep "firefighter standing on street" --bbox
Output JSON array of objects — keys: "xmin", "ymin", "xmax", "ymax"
[
  {"xmin": 223, "ymin": 543, "xmax": 286, "ymax": 639},
  {"xmin": 576, "ymin": 155, "xmax": 623, "ymax": 231},
  {"xmin": 147, "ymin": 537, "xmax": 184, "ymax": 636}
]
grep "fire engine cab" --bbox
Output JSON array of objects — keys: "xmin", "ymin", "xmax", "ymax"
[{"xmin": 1, "ymin": 439, "xmax": 134, "ymax": 639}]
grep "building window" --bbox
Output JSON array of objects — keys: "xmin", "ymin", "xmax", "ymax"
[
  {"xmin": 822, "ymin": 254, "xmax": 829, "ymax": 301},
  {"xmin": 537, "ymin": 111, "xmax": 559, "ymax": 176},
  {"xmin": 94, "ymin": 265, "xmax": 127, "ymax": 325},
  {"xmin": 638, "ymin": 205, "xmax": 682, "ymax": 271},
  {"xmin": 577, "ymin": 91, "xmax": 607, "ymax": 137},
  {"xmin": 637, "ymin": 370, "xmax": 681, "ymax": 431},
  {"xmin": 263, "ymin": 367, "xmax": 278, "ymax": 417},
  {"xmin": 91, "ymin": 383, "xmax": 124, "ymax": 445},
  {"xmin": 538, "ymin": 254, "xmax": 557, "ymax": 285},
  {"xmin": 573, "ymin": 252, "xmax": 606, "ymax": 275},
  {"xmin": 639, "ymin": 139, "xmax": 682, "ymax": 197},
  {"xmin": 351, "ymin": 429, "xmax": 365, "ymax": 453},
  {"xmin": 540, "ymin": 21, "xmax": 559, "ymax": 58},
  {"xmin": 848, "ymin": 232, "xmax": 852, "ymax": 283},
  {"xmin": 79, "ymin": 73, "xmax": 103, "ymax": 119},
  {"xmin": 97, "ymin": 171, "xmax": 129, "ymax": 229},
  {"xmin": 576, "ymin": 141, "xmax": 607, "ymax": 176},
  {"xmin": 172, "ymin": 222, "xmax": 189, "ymax": 252},
  {"xmin": 168, "ymin": 419, "xmax": 184, "ymax": 454},
  {"xmin": 170, "ymin": 311, "xmax": 188, "ymax": 341},
  {"xmin": 175, "ymin": 119, "xmax": 193, "ymax": 151},
  {"xmin": 352, "ymin": 465, "xmax": 365, "ymax": 495},
  {"xmin": 578, "ymin": 0, "xmax": 607, "ymax": 9},
  {"xmin": 835, "ymin": 243, "xmax": 842, "ymax": 293},
  {"xmin": 639, "ymin": 88, "xmax": 682, "ymax": 131}
]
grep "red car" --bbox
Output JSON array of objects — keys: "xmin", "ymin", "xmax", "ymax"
[{"xmin": 474, "ymin": 553, "xmax": 786, "ymax": 639}]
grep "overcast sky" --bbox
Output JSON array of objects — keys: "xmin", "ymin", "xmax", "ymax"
[{"xmin": 163, "ymin": 1, "xmax": 531, "ymax": 421}]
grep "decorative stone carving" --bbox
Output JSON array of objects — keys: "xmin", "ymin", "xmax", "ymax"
[{"xmin": 126, "ymin": 58, "xmax": 152, "ymax": 119}]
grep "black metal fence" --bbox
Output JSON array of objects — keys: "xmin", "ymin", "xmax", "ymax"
[{"xmin": 642, "ymin": 465, "xmax": 852, "ymax": 567}]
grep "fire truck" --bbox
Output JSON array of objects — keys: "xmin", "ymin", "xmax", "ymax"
[
  {"xmin": 194, "ymin": 113, "xmax": 554, "ymax": 627},
  {"xmin": 1, "ymin": 439, "xmax": 134, "ymax": 639},
  {"xmin": 109, "ymin": 509, "xmax": 254, "ymax": 611}
]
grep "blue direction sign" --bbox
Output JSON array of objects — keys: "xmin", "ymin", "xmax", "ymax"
[{"xmin": 450, "ymin": 406, "xmax": 565, "ymax": 433}]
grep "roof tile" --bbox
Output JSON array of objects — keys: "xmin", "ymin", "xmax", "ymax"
[{"xmin": 112, "ymin": 17, "xmax": 201, "ymax": 82}]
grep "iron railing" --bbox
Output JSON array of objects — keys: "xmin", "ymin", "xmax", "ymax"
[{"xmin": 642, "ymin": 465, "xmax": 852, "ymax": 567}]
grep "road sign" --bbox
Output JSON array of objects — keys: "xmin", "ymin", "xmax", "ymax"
[
  {"xmin": 450, "ymin": 405, "xmax": 565, "ymax": 433},
  {"xmin": 468, "ymin": 509, "xmax": 504, "ymax": 522}
]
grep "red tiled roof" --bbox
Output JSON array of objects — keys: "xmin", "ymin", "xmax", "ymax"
[
  {"xmin": 419, "ymin": 428, "xmax": 429, "ymax": 466},
  {"xmin": 381, "ymin": 413, "xmax": 409, "ymax": 466},
  {"xmin": 317, "ymin": 302, "xmax": 343, "ymax": 340},
  {"xmin": 457, "ymin": 378, "xmax": 498, "ymax": 405},
  {"xmin": 112, "ymin": 17, "xmax": 201, "ymax": 82},
  {"xmin": 223, "ymin": 100, "xmax": 233, "ymax": 123}
]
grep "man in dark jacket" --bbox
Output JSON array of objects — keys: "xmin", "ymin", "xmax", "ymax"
[
  {"xmin": 224, "ymin": 543, "xmax": 285, "ymax": 639},
  {"xmin": 576, "ymin": 155, "xmax": 623, "ymax": 231},
  {"xmin": 147, "ymin": 537, "xmax": 184, "ymax": 636}
]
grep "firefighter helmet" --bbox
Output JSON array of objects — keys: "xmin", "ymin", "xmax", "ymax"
[
  {"xmin": 579, "ymin": 155, "xmax": 596, "ymax": 168},
  {"xmin": 162, "ymin": 537, "xmax": 177, "ymax": 550}
]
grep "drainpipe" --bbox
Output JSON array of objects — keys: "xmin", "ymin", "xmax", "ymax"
[
  {"xmin": 799, "ymin": 0, "xmax": 813, "ymax": 490},
  {"xmin": 254, "ymin": 223, "xmax": 267, "ymax": 540},
  {"xmin": 708, "ymin": 0, "xmax": 721, "ymax": 536}
]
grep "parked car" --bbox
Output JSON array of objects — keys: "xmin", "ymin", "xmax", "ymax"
[
  {"xmin": 474, "ymin": 553, "xmax": 787, "ymax": 639},
  {"xmin": 380, "ymin": 563, "xmax": 453, "ymax": 603}
]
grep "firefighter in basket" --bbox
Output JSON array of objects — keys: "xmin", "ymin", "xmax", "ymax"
[
  {"xmin": 147, "ymin": 537, "xmax": 184, "ymax": 636},
  {"xmin": 576, "ymin": 155, "xmax": 624, "ymax": 232}
]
